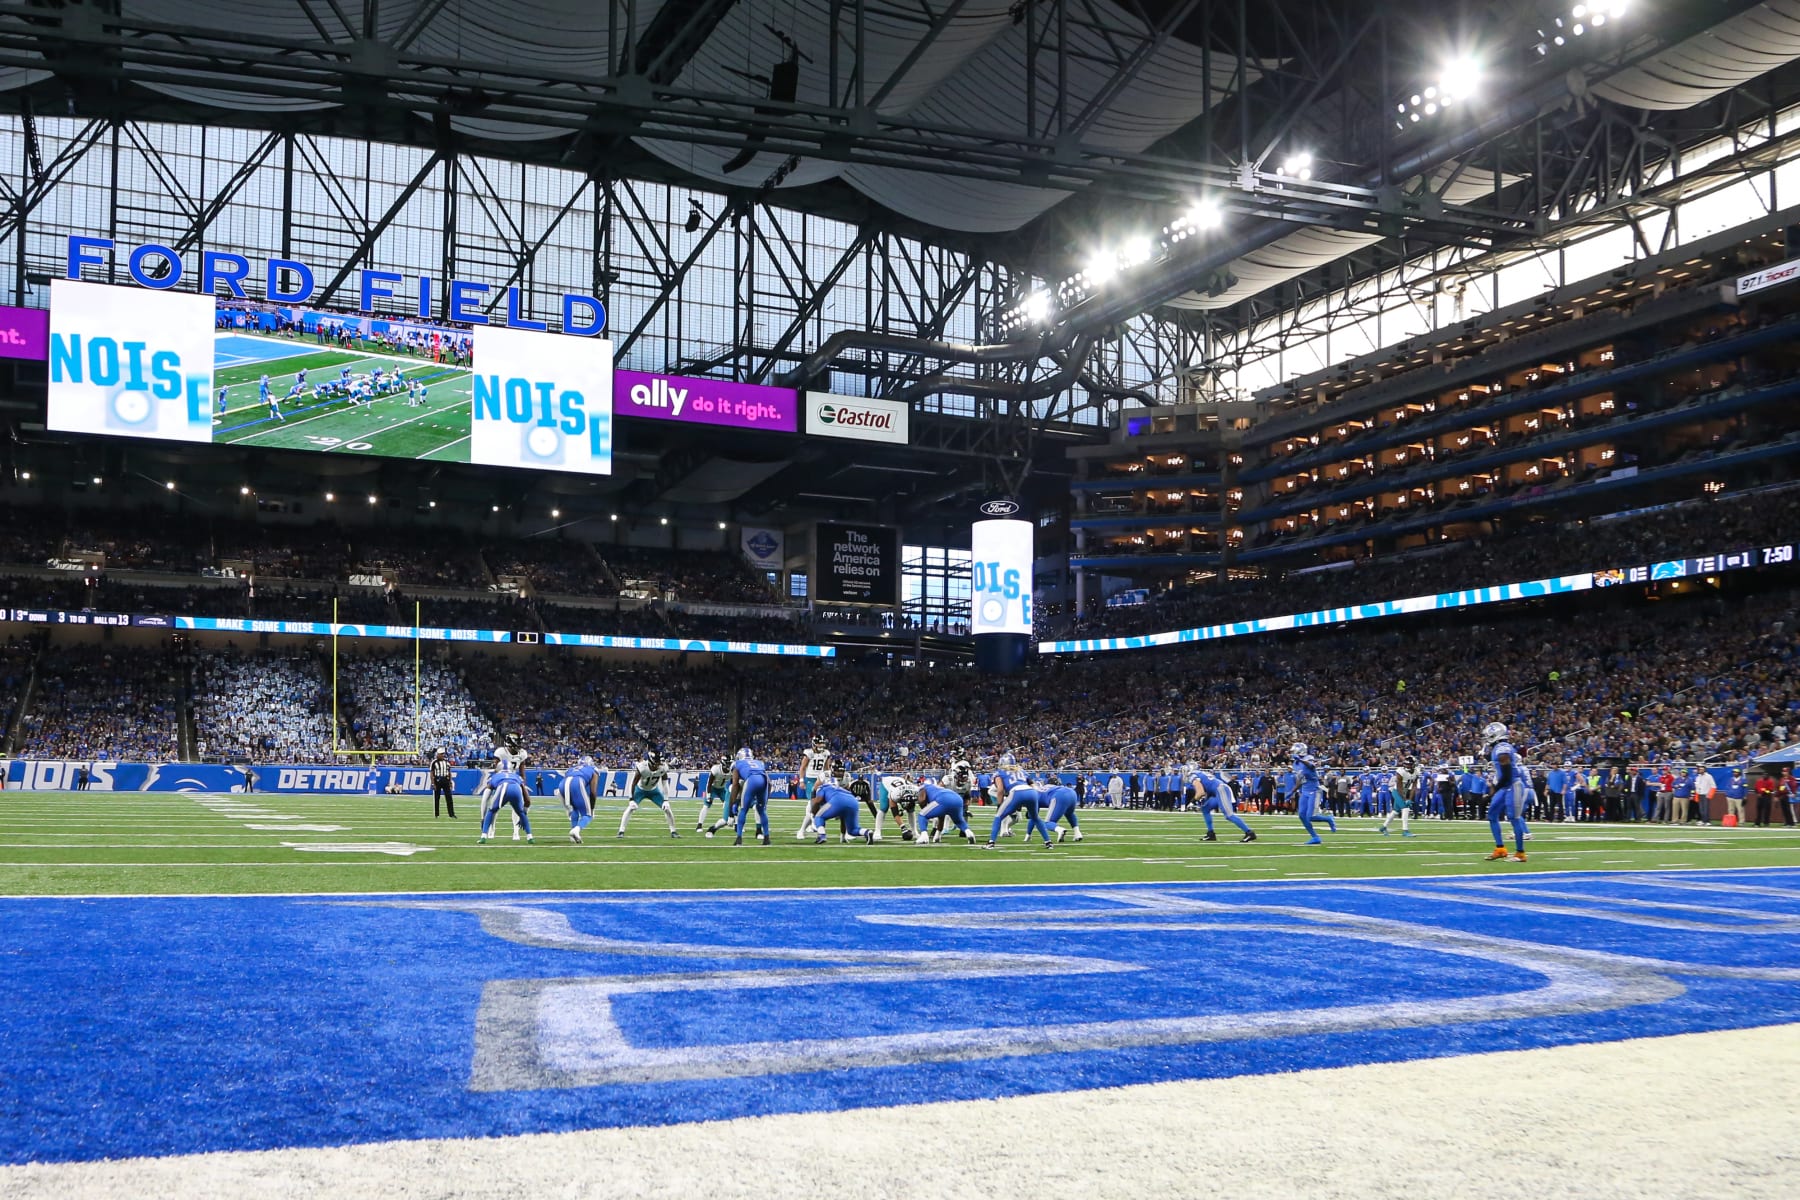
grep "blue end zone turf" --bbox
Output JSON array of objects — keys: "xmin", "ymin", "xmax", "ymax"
[
  {"xmin": 214, "ymin": 334, "xmax": 325, "ymax": 368},
  {"xmin": 4, "ymin": 868, "xmax": 1799, "ymax": 1164}
]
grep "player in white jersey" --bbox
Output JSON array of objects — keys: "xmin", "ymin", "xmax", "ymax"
[
  {"xmin": 796, "ymin": 737, "xmax": 833, "ymax": 838},
  {"xmin": 618, "ymin": 749, "xmax": 680, "ymax": 838},
  {"xmin": 478, "ymin": 735, "xmax": 530, "ymax": 841},
  {"xmin": 1481, "ymin": 723, "xmax": 1529, "ymax": 863}
]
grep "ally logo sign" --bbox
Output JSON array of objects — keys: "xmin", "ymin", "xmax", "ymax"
[{"xmin": 471, "ymin": 325, "xmax": 614, "ymax": 475}]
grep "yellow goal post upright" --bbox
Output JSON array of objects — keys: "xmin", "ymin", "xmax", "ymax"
[{"xmin": 330, "ymin": 596, "xmax": 424, "ymax": 758}]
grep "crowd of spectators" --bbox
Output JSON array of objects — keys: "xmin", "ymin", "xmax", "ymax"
[
  {"xmin": 599, "ymin": 545, "xmax": 775, "ymax": 605},
  {"xmin": 537, "ymin": 602, "xmax": 670, "ymax": 638},
  {"xmin": 16, "ymin": 644, "xmax": 182, "ymax": 761},
  {"xmin": 485, "ymin": 540, "xmax": 606, "ymax": 596},
  {"xmin": 351, "ymin": 533, "xmax": 488, "ymax": 589},
  {"xmin": 1064, "ymin": 484, "xmax": 1800, "ymax": 640},
  {"xmin": 0, "ymin": 639, "xmax": 35, "ymax": 741},
  {"xmin": 333, "ymin": 655, "xmax": 489, "ymax": 759},
  {"xmin": 192, "ymin": 649, "xmax": 334, "ymax": 761}
]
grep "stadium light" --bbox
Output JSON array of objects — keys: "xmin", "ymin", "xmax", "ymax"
[
  {"xmin": 1118, "ymin": 237, "xmax": 1153, "ymax": 269},
  {"xmin": 1084, "ymin": 251, "xmax": 1118, "ymax": 286},
  {"xmin": 91, "ymin": 476, "xmax": 101, "ymax": 485},
  {"xmin": 717, "ymin": 520, "xmax": 727, "ymax": 530},
  {"xmin": 551, "ymin": 507, "xmax": 561, "ymax": 518},
  {"xmin": 1536, "ymin": 1, "xmax": 1626, "ymax": 54},
  {"xmin": 491, "ymin": 505, "xmax": 500, "ymax": 513},
  {"xmin": 367, "ymin": 494, "xmax": 377, "ymax": 505},
  {"xmin": 609, "ymin": 512, "xmax": 618, "ymax": 521},
  {"xmin": 659, "ymin": 516, "xmax": 669, "ymax": 526},
  {"xmin": 20, "ymin": 470, "xmax": 29, "ymax": 480},
  {"xmin": 428, "ymin": 500, "xmax": 437, "ymax": 508},
  {"xmin": 239, "ymin": 485, "xmax": 250, "ymax": 496},
  {"xmin": 165, "ymin": 480, "xmax": 175, "ymax": 490},
  {"xmin": 1021, "ymin": 291, "xmax": 1051, "ymax": 324},
  {"xmin": 1396, "ymin": 57, "xmax": 1481, "ymax": 128},
  {"xmin": 1277, "ymin": 152, "xmax": 1313, "ymax": 181},
  {"xmin": 325, "ymin": 491, "xmax": 335, "ymax": 502}
]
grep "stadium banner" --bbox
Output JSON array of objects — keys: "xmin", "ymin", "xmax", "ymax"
[
  {"xmin": 614, "ymin": 369, "xmax": 798, "ymax": 432},
  {"xmin": 971, "ymin": 512, "xmax": 1034, "ymax": 636},
  {"xmin": 0, "ymin": 302, "xmax": 49, "ymax": 360},
  {"xmin": 541, "ymin": 631, "xmax": 835, "ymax": 657},
  {"xmin": 2, "ymin": 760, "xmax": 790, "ymax": 798},
  {"xmin": 48, "ymin": 279, "xmax": 217, "ymax": 444},
  {"xmin": 740, "ymin": 525, "xmax": 785, "ymax": 569},
  {"xmin": 1736, "ymin": 259, "xmax": 1800, "ymax": 298},
  {"xmin": 1038, "ymin": 572, "xmax": 1596, "ymax": 653},
  {"xmin": 172, "ymin": 616, "xmax": 512, "ymax": 641},
  {"xmin": 4, "ymin": 608, "xmax": 133, "ymax": 627},
  {"xmin": 813, "ymin": 522, "xmax": 900, "ymax": 606},
  {"xmin": 805, "ymin": 392, "xmax": 909, "ymax": 444},
  {"xmin": 470, "ymin": 325, "xmax": 613, "ymax": 475}
]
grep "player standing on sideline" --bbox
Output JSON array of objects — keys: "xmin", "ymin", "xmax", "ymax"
[
  {"xmin": 1482, "ymin": 723, "xmax": 1530, "ymax": 863},
  {"xmin": 796, "ymin": 737, "xmax": 833, "ymax": 839},
  {"xmin": 477, "ymin": 763, "xmax": 533, "ymax": 844},
  {"xmin": 914, "ymin": 778, "xmax": 975, "ymax": 844},
  {"xmin": 697, "ymin": 755, "xmax": 735, "ymax": 836},
  {"xmin": 810, "ymin": 768, "xmax": 875, "ymax": 845},
  {"xmin": 985, "ymin": 768, "xmax": 1054, "ymax": 849},
  {"xmin": 1379, "ymin": 759, "xmax": 1418, "ymax": 837},
  {"xmin": 1190, "ymin": 765, "xmax": 1256, "ymax": 842},
  {"xmin": 617, "ymin": 749, "xmax": 680, "ymax": 839},
  {"xmin": 559, "ymin": 755, "xmax": 600, "ymax": 843},
  {"xmin": 1291, "ymin": 743, "xmax": 1336, "ymax": 845},
  {"xmin": 1042, "ymin": 775, "xmax": 1084, "ymax": 842},
  {"xmin": 731, "ymin": 747, "xmax": 772, "ymax": 846},
  {"xmin": 215, "ymin": 383, "xmax": 229, "ymax": 422}
]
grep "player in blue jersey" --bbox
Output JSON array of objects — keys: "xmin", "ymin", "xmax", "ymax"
[
  {"xmin": 696, "ymin": 755, "xmax": 735, "ymax": 836},
  {"xmin": 1291, "ymin": 743, "xmax": 1337, "ymax": 844},
  {"xmin": 1042, "ymin": 777, "xmax": 1084, "ymax": 842},
  {"xmin": 731, "ymin": 747, "xmax": 772, "ymax": 846},
  {"xmin": 914, "ymin": 779, "xmax": 974, "ymax": 844},
  {"xmin": 477, "ymin": 766, "xmax": 533, "ymax": 844},
  {"xmin": 215, "ymin": 383, "xmax": 228, "ymax": 420},
  {"xmin": 985, "ymin": 768, "xmax": 1054, "ymax": 849},
  {"xmin": 1482, "ymin": 722, "xmax": 1530, "ymax": 862},
  {"xmin": 1189, "ymin": 765, "xmax": 1256, "ymax": 842},
  {"xmin": 810, "ymin": 769, "xmax": 875, "ymax": 844},
  {"xmin": 558, "ymin": 755, "xmax": 600, "ymax": 844}
]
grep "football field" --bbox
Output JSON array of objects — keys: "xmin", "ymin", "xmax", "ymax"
[
  {"xmin": 4, "ymin": 793, "xmax": 1798, "ymax": 1198},
  {"xmin": 2, "ymin": 790, "xmax": 1799, "ymax": 894},
  {"xmin": 210, "ymin": 333, "xmax": 474, "ymax": 462}
]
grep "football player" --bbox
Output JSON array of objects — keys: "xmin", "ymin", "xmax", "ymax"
[
  {"xmin": 1291, "ymin": 743, "xmax": 1336, "ymax": 845},
  {"xmin": 731, "ymin": 747, "xmax": 772, "ymax": 846},
  {"xmin": 810, "ymin": 767, "xmax": 875, "ymax": 845},
  {"xmin": 558, "ymin": 755, "xmax": 600, "ymax": 844},
  {"xmin": 1043, "ymin": 776, "xmax": 1084, "ymax": 843},
  {"xmin": 477, "ymin": 763, "xmax": 532, "ymax": 844},
  {"xmin": 1482, "ymin": 723, "xmax": 1530, "ymax": 863},
  {"xmin": 697, "ymin": 755, "xmax": 735, "ymax": 836},
  {"xmin": 617, "ymin": 748, "xmax": 679, "ymax": 839},
  {"xmin": 914, "ymin": 778, "xmax": 975, "ymax": 844},
  {"xmin": 985, "ymin": 768, "xmax": 1054, "ymax": 849},
  {"xmin": 1189, "ymin": 764, "xmax": 1256, "ymax": 843}
]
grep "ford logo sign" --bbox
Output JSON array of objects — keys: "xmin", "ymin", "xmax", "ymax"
[{"xmin": 979, "ymin": 499, "xmax": 1021, "ymax": 517}]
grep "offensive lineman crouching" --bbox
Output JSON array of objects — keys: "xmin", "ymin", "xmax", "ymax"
[{"xmin": 810, "ymin": 767, "xmax": 876, "ymax": 845}]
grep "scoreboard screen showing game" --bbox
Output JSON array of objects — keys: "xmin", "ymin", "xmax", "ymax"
[{"xmin": 45, "ymin": 280, "xmax": 613, "ymax": 475}]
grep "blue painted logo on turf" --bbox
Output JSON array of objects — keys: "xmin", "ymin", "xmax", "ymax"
[{"xmin": 3, "ymin": 871, "xmax": 1799, "ymax": 1163}]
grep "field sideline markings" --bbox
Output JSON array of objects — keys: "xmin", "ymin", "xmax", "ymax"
[{"xmin": 0, "ymin": 861, "xmax": 1794, "ymax": 902}]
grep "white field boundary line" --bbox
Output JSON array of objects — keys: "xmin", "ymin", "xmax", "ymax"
[{"xmin": 0, "ymin": 864, "xmax": 1796, "ymax": 904}]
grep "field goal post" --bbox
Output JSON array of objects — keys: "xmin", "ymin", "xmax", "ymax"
[{"xmin": 330, "ymin": 597, "xmax": 423, "ymax": 758}]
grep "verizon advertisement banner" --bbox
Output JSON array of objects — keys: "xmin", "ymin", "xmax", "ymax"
[{"xmin": 805, "ymin": 392, "xmax": 909, "ymax": 444}]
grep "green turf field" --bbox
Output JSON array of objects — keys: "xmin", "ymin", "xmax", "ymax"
[
  {"xmin": 211, "ymin": 335, "xmax": 472, "ymax": 462},
  {"xmin": 2, "ymin": 790, "xmax": 1796, "ymax": 895}
]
